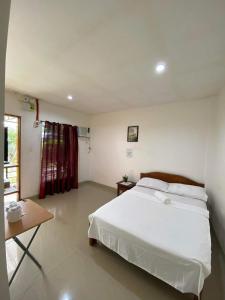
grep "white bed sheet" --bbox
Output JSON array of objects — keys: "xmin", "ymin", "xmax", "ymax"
[{"xmin": 88, "ymin": 187, "xmax": 211, "ymax": 296}]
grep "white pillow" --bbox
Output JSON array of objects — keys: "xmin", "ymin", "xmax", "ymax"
[
  {"xmin": 167, "ymin": 183, "xmax": 208, "ymax": 202},
  {"xmin": 136, "ymin": 177, "xmax": 169, "ymax": 192}
]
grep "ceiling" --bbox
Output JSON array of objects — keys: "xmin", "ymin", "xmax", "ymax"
[{"xmin": 6, "ymin": 0, "xmax": 225, "ymax": 114}]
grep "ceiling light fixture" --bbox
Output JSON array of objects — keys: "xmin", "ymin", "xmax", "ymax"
[
  {"xmin": 155, "ymin": 62, "xmax": 167, "ymax": 74},
  {"xmin": 67, "ymin": 95, "xmax": 73, "ymax": 101}
]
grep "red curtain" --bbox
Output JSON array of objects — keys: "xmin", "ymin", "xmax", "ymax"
[{"xmin": 39, "ymin": 121, "xmax": 78, "ymax": 199}]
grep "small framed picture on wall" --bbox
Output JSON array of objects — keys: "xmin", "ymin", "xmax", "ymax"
[{"xmin": 127, "ymin": 126, "xmax": 139, "ymax": 142}]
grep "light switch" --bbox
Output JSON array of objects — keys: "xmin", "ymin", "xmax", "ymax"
[{"xmin": 126, "ymin": 148, "xmax": 133, "ymax": 158}]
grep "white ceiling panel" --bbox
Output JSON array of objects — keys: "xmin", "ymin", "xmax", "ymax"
[{"xmin": 6, "ymin": 0, "xmax": 225, "ymax": 113}]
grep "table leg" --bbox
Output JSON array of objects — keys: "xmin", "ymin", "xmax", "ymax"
[
  {"xmin": 9, "ymin": 225, "xmax": 42, "ymax": 286},
  {"xmin": 13, "ymin": 238, "xmax": 42, "ymax": 269}
]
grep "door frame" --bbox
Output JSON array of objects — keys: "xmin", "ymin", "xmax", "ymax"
[{"xmin": 4, "ymin": 113, "xmax": 21, "ymax": 200}]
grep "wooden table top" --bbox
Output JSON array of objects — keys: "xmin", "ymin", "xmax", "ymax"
[
  {"xmin": 5, "ymin": 199, "xmax": 54, "ymax": 241},
  {"xmin": 116, "ymin": 181, "xmax": 136, "ymax": 186}
]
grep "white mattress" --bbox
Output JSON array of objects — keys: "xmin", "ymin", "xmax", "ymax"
[{"xmin": 88, "ymin": 187, "xmax": 211, "ymax": 296}]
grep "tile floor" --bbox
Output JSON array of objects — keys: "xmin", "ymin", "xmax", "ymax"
[{"xmin": 5, "ymin": 182, "xmax": 225, "ymax": 300}]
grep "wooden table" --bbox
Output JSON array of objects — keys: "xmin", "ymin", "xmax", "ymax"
[
  {"xmin": 5, "ymin": 199, "xmax": 54, "ymax": 285},
  {"xmin": 116, "ymin": 181, "xmax": 136, "ymax": 196}
]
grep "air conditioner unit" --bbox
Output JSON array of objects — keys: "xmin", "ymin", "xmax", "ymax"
[{"xmin": 78, "ymin": 127, "xmax": 90, "ymax": 138}]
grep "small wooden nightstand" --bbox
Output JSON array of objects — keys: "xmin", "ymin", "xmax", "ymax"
[{"xmin": 116, "ymin": 181, "xmax": 136, "ymax": 196}]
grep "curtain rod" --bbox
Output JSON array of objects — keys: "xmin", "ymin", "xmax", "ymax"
[{"xmin": 39, "ymin": 121, "xmax": 80, "ymax": 126}]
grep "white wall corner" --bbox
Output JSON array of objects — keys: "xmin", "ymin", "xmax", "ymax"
[{"xmin": 0, "ymin": 0, "xmax": 11, "ymax": 299}]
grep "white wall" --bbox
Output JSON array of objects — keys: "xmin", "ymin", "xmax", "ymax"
[
  {"xmin": 5, "ymin": 90, "xmax": 90, "ymax": 198},
  {"xmin": 0, "ymin": 1, "xmax": 11, "ymax": 299},
  {"xmin": 206, "ymin": 87, "xmax": 225, "ymax": 253},
  {"xmin": 90, "ymin": 98, "xmax": 213, "ymax": 188}
]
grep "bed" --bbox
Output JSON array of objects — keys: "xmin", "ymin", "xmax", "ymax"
[{"xmin": 88, "ymin": 172, "xmax": 211, "ymax": 299}]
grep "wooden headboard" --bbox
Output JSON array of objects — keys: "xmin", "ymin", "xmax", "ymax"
[{"xmin": 140, "ymin": 172, "xmax": 204, "ymax": 187}]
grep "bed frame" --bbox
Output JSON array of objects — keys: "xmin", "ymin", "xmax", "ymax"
[
  {"xmin": 89, "ymin": 171, "xmax": 205, "ymax": 300},
  {"xmin": 140, "ymin": 171, "xmax": 204, "ymax": 187}
]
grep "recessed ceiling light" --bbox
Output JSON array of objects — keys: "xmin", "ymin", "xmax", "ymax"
[
  {"xmin": 155, "ymin": 62, "xmax": 167, "ymax": 74},
  {"xmin": 67, "ymin": 95, "xmax": 73, "ymax": 101}
]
